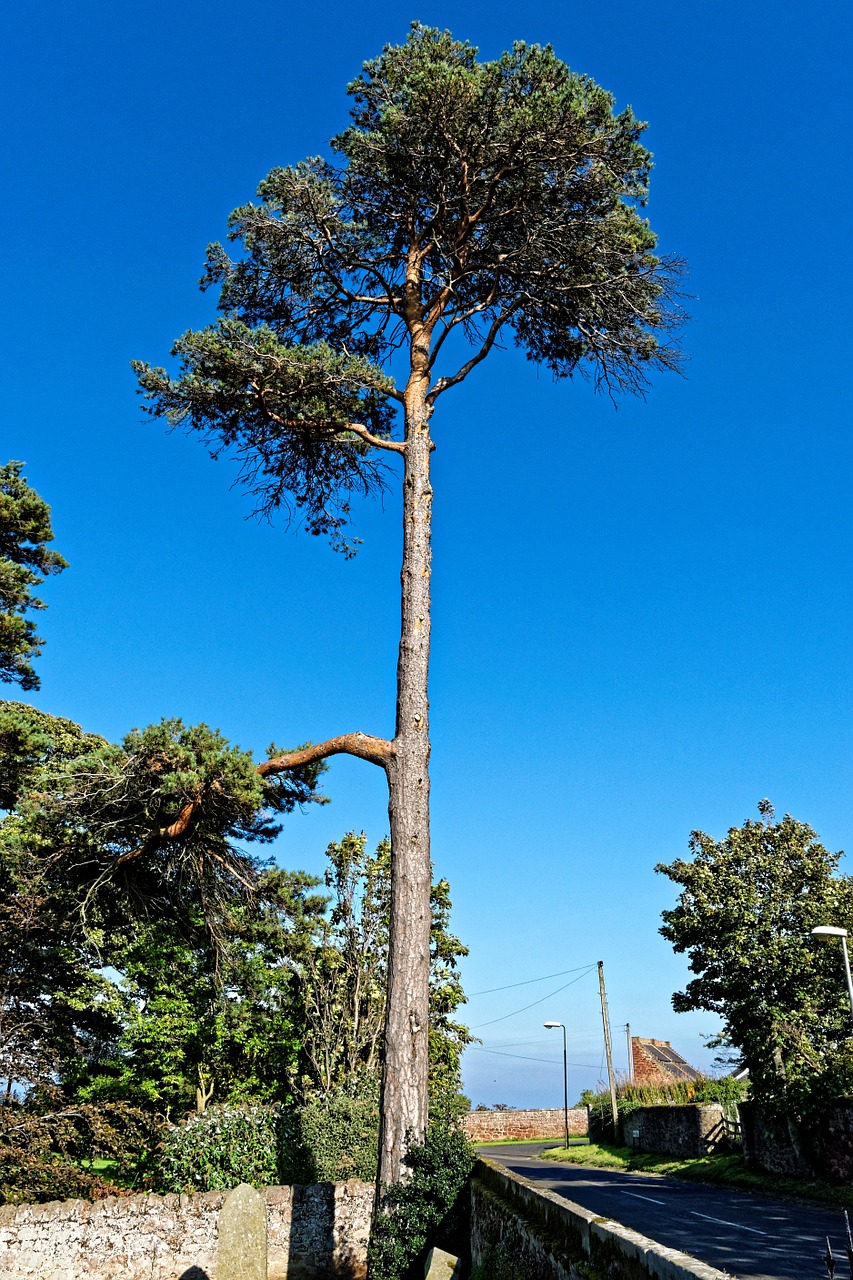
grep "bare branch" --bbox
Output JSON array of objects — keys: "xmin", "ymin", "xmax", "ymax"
[
  {"xmin": 339, "ymin": 423, "xmax": 405, "ymax": 455},
  {"xmin": 427, "ymin": 306, "xmax": 518, "ymax": 402},
  {"xmin": 260, "ymin": 733, "xmax": 395, "ymax": 774}
]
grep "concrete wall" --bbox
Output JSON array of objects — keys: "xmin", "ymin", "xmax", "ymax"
[
  {"xmin": 461, "ymin": 1108, "xmax": 587, "ymax": 1143},
  {"xmin": 0, "ymin": 1181, "xmax": 373, "ymax": 1280},
  {"xmin": 471, "ymin": 1157, "xmax": 729, "ymax": 1279},
  {"xmin": 625, "ymin": 1105, "xmax": 727, "ymax": 1159}
]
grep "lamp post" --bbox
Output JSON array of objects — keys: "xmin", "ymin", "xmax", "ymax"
[
  {"xmin": 544, "ymin": 1021, "xmax": 569, "ymax": 1150},
  {"xmin": 810, "ymin": 926, "xmax": 853, "ymax": 1019}
]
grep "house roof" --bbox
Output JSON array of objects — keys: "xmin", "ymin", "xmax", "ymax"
[{"xmin": 632, "ymin": 1037, "xmax": 703, "ymax": 1083}]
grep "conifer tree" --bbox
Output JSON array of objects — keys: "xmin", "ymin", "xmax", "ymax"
[
  {"xmin": 0, "ymin": 462, "xmax": 66, "ymax": 691},
  {"xmin": 134, "ymin": 25, "xmax": 682, "ymax": 1185}
]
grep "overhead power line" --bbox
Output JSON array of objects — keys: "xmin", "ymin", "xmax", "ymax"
[
  {"xmin": 467, "ymin": 963, "xmax": 595, "ymax": 998},
  {"xmin": 468, "ymin": 1047, "xmax": 595, "ymax": 1067},
  {"xmin": 470, "ymin": 965, "xmax": 596, "ymax": 1029}
]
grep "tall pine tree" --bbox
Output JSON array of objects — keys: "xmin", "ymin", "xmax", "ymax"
[{"xmin": 135, "ymin": 25, "xmax": 683, "ymax": 1186}]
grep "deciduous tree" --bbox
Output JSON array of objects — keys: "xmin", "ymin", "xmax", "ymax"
[
  {"xmin": 297, "ymin": 832, "xmax": 470, "ymax": 1103},
  {"xmin": 134, "ymin": 24, "xmax": 683, "ymax": 1184},
  {"xmin": 657, "ymin": 800, "xmax": 853, "ymax": 1129}
]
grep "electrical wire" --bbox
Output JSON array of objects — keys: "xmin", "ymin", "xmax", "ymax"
[
  {"xmin": 469, "ymin": 1047, "xmax": 594, "ymax": 1067},
  {"xmin": 470, "ymin": 965, "xmax": 596, "ymax": 1029},
  {"xmin": 467, "ymin": 963, "xmax": 594, "ymax": 998}
]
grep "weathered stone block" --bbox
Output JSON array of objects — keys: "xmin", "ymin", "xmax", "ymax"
[{"xmin": 218, "ymin": 1184, "xmax": 267, "ymax": 1280}]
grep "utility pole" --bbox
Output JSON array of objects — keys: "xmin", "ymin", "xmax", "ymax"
[
  {"xmin": 598, "ymin": 961, "xmax": 619, "ymax": 1135},
  {"xmin": 626, "ymin": 1022, "xmax": 634, "ymax": 1083}
]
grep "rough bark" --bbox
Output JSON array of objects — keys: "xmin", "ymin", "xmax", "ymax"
[{"xmin": 376, "ymin": 378, "xmax": 434, "ymax": 1190}]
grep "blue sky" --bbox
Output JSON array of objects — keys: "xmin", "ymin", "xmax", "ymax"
[{"xmin": 2, "ymin": 0, "xmax": 850, "ymax": 1106}]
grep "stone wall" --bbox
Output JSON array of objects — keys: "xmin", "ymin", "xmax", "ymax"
[
  {"xmin": 471, "ymin": 1157, "xmax": 729, "ymax": 1279},
  {"xmin": 460, "ymin": 1108, "xmax": 587, "ymax": 1143},
  {"xmin": 0, "ymin": 1180, "xmax": 373, "ymax": 1280},
  {"xmin": 625, "ymin": 1105, "xmax": 727, "ymax": 1159},
  {"xmin": 739, "ymin": 1100, "xmax": 853, "ymax": 1180}
]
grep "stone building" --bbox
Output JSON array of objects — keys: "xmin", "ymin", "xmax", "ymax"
[{"xmin": 630, "ymin": 1037, "xmax": 702, "ymax": 1086}]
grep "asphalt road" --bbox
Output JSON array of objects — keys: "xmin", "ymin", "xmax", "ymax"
[{"xmin": 479, "ymin": 1143, "xmax": 849, "ymax": 1280}]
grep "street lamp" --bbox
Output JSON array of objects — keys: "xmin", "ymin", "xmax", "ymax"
[
  {"xmin": 811, "ymin": 926, "xmax": 853, "ymax": 1019},
  {"xmin": 544, "ymin": 1021, "xmax": 569, "ymax": 1150}
]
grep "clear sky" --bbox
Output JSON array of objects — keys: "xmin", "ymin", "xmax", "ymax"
[{"xmin": 2, "ymin": 0, "xmax": 850, "ymax": 1107}]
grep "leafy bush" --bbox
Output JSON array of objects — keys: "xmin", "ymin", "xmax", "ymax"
[
  {"xmin": 158, "ymin": 1105, "xmax": 280, "ymax": 1193},
  {"xmin": 280, "ymin": 1094, "xmax": 378, "ymax": 1183},
  {"xmin": 582, "ymin": 1075, "xmax": 749, "ymax": 1122},
  {"xmin": 0, "ymin": 1101, "xmax": 157, "ymax": 1205},
  {"xmin": 158, "ymin": 1095, "xmax": 379, "ymax": 1192},
  {"xmin": 367, "ymin": 1118, "xmax": 475, "ymax": 1280}
]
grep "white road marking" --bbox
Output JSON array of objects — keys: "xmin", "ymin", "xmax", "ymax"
[
  {"xmin": 622, "ymin": 1192, "xmax": 666, "ymax": 1205},
  {"xmin": 691, "ymin": 1211, "xmax": 768, "ymax": 1236}
]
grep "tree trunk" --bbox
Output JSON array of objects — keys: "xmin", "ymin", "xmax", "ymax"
[{"xmin": 376, "ymin": 391, "xmax": 433, "ymax": 1191}]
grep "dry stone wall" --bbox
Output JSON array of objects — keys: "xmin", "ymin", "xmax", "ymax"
[
  {"xmin": 625, "ymin": 1105, "xmax": 726, "ymax": 1158},
  {"xmin": 739, "ymin": 1099, "xmax": 853, "ymax": 1180},
  {"xmin": 460, "ymin": 1108, "xmax": 587, "ymax": 1143},
  {"xmin": 0, "ymin": 1180, "xmax": 372, "ymax": 1280}
]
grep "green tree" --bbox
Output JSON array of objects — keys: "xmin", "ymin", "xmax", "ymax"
[
  {"xmin": 296, "ymin": 833, "xmax": 470, "ymax": 1104},
  {"xmin": 0, "ymin": 463, "xmax": 66, "ymax": 692},
  {"xmin": 134, "ymin": 24, "xmax": 682, "ymax": 1184},
  {"xmin": 75, "ymin": 867, "xmax": 326, "ymax": 1114},
  {"xmin": 657, "ymin": 801, "xmax": 853, "ymax": 1132},
  {"xmin": 0, "ymin": 702, "xmax": 327, "ymax": 1102},
  {"xmin": 0, "ymin": 704, "xmax": 118, "ymax": 1102}
]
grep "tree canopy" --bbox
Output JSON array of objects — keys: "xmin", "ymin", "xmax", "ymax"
[
  {"xmin": 0, "ymin": 702, "xmax": 470, "ymax": 1122},
  {"xmin": 657, "ymin": 800, "xmax": 853, "ymax": 1118},
  {"xmin": 134, "ymin": 24, "xmax": 682, "ymax": 553},
  {"xmin": 0, "ymin": 462, "xmax": 66, "ymax": 691}
]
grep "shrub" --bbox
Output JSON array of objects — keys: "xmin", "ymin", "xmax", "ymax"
[
  {"xmin": 367, "ymin": 1117, "xmax": 475, "ymax": 1280},
  {"xmin": 0, "ymin": 1102, "xmax": 157, "ymax": 1205},
  {"xmin": 280, "ymin": 1094, "xmax": 378, "ymax": 1183},
  {"xmin": 157, "ymin": 1094, "xmax": 380, "ymax": 1193},
  {"xmin": 582, "ymin": 1075, "xmax": 749, "ymax": 1122},
  {"xmin": 158, "ymin": 1105, "xmax": 280, "ymax": 1193}
]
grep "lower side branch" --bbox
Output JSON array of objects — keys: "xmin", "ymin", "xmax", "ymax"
[{"xmin": 260, "ymin": 732, "xmax": 395, "ymax": 774}]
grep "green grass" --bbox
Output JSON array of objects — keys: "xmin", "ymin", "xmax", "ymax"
[{"xmin": 541, "ymin": 1142, "xmax": 853, "ymax": 1209}]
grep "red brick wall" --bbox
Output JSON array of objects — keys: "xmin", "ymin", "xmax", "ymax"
[
  {"xmin": 460, "ymin": 1108, "xmax": 588, "ymax": 1143},
  {"xmin": 632, "ymin": 1039, "xmax": 679, "ymax": 1086}
]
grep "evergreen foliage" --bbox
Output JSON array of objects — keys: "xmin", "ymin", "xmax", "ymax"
[
  {"xmin": 133, "ymin": 22, "xmax": 684, "ymax": 1188},
  {"xmin": 157, "ymin": 1105, "xmax": 282, "ymax": 1193},
  {"xmin": 0, "ymin": 699, "xmax": 471, "ymax": 1201},
  {"xmin": 134, "ymin": 24, "xmax": 682, "ymax": 554},
  {"xmin": 157, "ymin": 1095, "xmax": 380, "ymax": 1193},
  {"xmin": 0, "ymin": 462, "xmax": 66, "ymax": 691},
  {"xmin": 367, "ymin": 1117, "xmax": 475, "ymax": 1280}
]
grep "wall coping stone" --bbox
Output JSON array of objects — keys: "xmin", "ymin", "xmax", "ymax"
[{"xmin": 473, "ymin": 1157, "xmax": 730, "ymax": 1280}]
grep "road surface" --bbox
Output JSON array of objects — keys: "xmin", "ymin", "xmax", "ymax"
[{"xmin": 480, "ymin": 1142, "xmax": 848, "ymax": 1280}]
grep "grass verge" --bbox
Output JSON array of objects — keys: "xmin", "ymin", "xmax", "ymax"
[{"xmin": 541, "ymin": 1142, "xmax": 853, "ymax": 1210}]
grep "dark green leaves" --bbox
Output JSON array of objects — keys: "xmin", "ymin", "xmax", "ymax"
[
  {"xmin": 0, "ymin": 462, "xmax": 67, "ymax": 691},
  {"xmin": 2, "ymin": 708, "xmax": 327, "ymax": 943},
  {"xmin": 134, "ymin": 324, "xmax": 395, "ymax": 556},
  {"xmin": 337, "ymin": 24, "xmax": 684, "ymax": 392},
  {"xmin": 135, "ymin": 24, "xmax": 683, "ymax": 543},
  {"xmin": 657, "ymin": 803, "xmax": 853, "ymax": 1116}
]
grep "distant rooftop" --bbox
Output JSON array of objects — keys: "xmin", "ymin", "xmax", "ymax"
[{"xmin": 631, "ymin": 1037, "xmax": 703, "ymax": 1084}]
